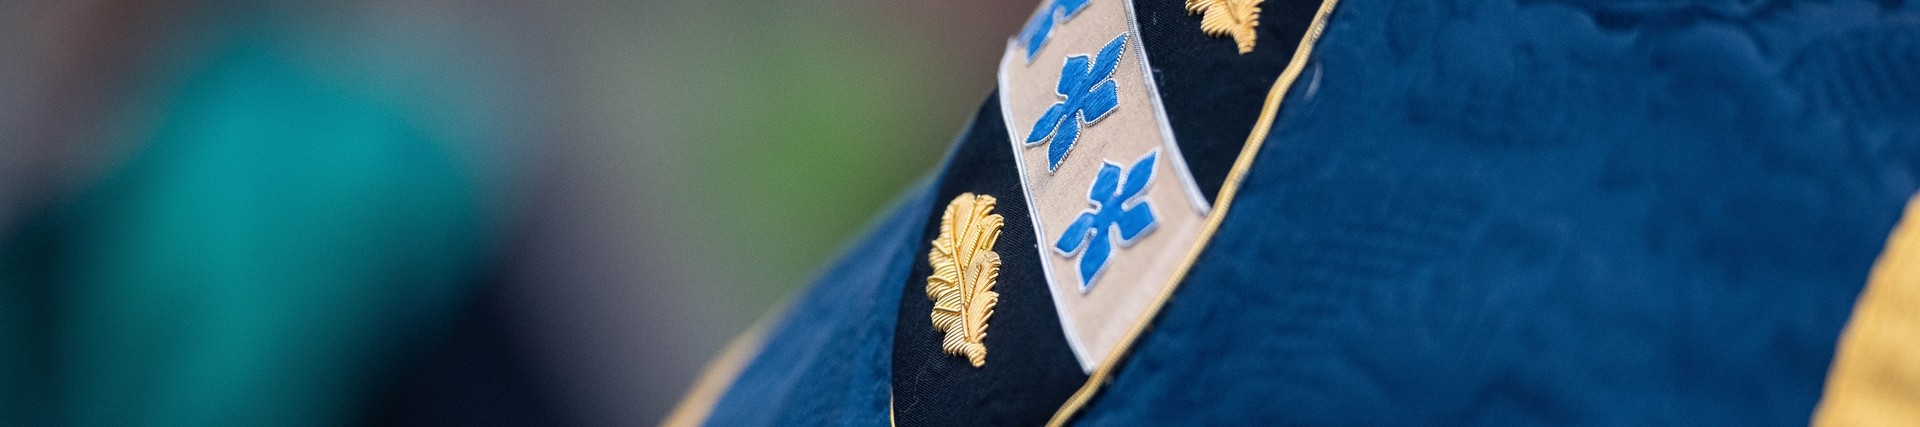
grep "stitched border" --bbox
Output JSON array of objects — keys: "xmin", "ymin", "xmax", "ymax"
[
  {"xmin": 1123, "ymin": 0, "xmax": 1214, "ymax": 216},
  {"xmin": 998, "ymin": 36, "xmax": 1093, "ymax": 369}
]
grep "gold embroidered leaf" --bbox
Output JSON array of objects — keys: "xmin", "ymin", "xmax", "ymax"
[
  {"xmin": 1186, "ymin": 0, "xmax": 1263, "ymax": 54},
  {"xmin": 927, "ymin": 193, "xmax": 1003, "ymax": 368}
]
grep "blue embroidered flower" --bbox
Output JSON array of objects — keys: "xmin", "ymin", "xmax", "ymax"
[
  {"xmin": 1026, "ymin": 33, "xmax": 1127, "ymax": 172},
  {"xmin": 1054, "ymin": 150, "xmax": 1158, "ymax": 291},
  {"xmin": 1016, "ymin": 0, "xmax": 1093, "ymax": 62}
]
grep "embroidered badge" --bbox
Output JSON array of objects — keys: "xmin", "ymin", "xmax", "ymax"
[
  {"xmin": 1054, "ymin": 150, "xmax": 1159, "ymax": 291},
  {"xmin": 999, "ymin": 0, "xmax": 1207, "ymax": 372},
  {"xmin": 927, "ymin": 193, "xmax": 1005, "ymax": 368},
  {"xmin": 1025, "ymin": 33, "xmax": 1127, "ymax": 172},
  {"xmin": 1187, "ymin": 0, "xmax": 1263, "ymax": 54},
  {"xmin": 981, "ymin": 0, "xmax": 1339, "ymax": 420},
  {"xmin": 1017, "ymin": 0, "xmax": 1093, "ymax": 62}
]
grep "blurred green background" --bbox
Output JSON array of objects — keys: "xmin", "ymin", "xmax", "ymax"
[{"xmin": 0, "ymin": 0, "xmax": 1028, "ymax": 425}]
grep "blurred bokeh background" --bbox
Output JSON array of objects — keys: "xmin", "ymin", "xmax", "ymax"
[{"xmin": 0, "ymin": 0, "xmax": 1028, "ymax": 425}]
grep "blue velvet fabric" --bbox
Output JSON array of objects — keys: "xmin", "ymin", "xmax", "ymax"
[
  {"xmin": 1080, "ymin": 0, "xmax": 1920, "ymax": 424},
  {"xmin": 708, "ymin": 0, "xmax": 1920, "ymax": 424},
  {"xmin": 704, "ymin": 178, "xmax": 937, "ymax": 426}
]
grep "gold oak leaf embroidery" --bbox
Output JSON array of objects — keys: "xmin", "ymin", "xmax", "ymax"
[
  {"xmin": 1187, "ymin": 0, "xmax": 1263, "ymax": 54},
  {"xmin": 927, "ymin": 193, "xmax": 1004, "ymax": 368}
]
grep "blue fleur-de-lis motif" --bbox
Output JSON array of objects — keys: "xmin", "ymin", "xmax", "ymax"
[
  {"xmin": 1054, "ymin": 150, "xmax": 1159, "ymax": 291},
  {"xmin": 1026, "ymin": 33, "xmax": 1127, "ymax": 172},
  {"xmin": 1016, "ymin": 0, "xmax": 1093, "ymax": 62}
]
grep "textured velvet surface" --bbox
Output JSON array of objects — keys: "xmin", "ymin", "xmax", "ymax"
[
  {"xmin": 1079, "ymin": 0, "xmax": 1920, "ymax": 424},
  {"xmin": 706, "ymin": 0, "xmax": 1920, "ymax": 424}
]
